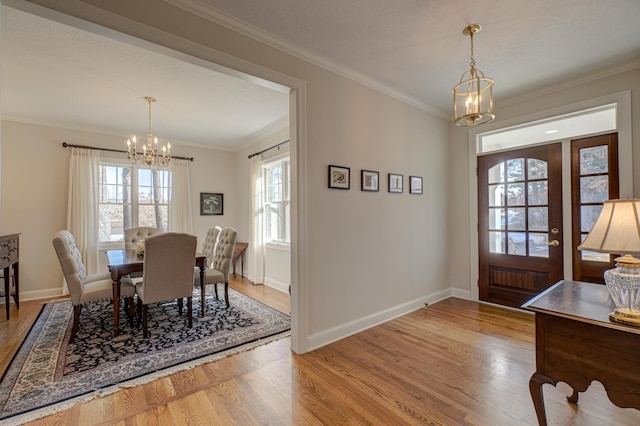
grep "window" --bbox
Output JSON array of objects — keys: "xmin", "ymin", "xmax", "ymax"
[
  {"xmin": 263, "ymin": 157, "xmax": 290, "ymax": 244},
  {"xmin": 98, "ymin": 162, "xmax": 171, "ymax": 244}
]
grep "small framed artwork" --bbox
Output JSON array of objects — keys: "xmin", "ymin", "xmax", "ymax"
[
  {"xmin": 328, "ymin": 165, "xmax": 350, "ymax": 189},
  {"xmin": 388, "ymin": 173, "xmax": 403, "ymax": 193},
  {"xmin": 361, "ymin": 170, "xmax": 379, "ymax": 192},
  {"xmin": 409, "ymin": 176, "xmax": 423, "ymax": 194},
  {"xmin": 200, "ymin": 192, "xmax": 223, "ymax": 215}
]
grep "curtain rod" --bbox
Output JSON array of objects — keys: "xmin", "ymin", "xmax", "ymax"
[
  {"xmin": 247, "ymin": 140, "xmax": 290, "ymax": 159},
  {"xmin": 62, "ymin": 142, "xmax": 194, "ymax": 161}
]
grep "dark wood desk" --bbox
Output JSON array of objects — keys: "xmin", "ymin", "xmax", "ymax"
[
  {"xmin": 106, "ymin": 250, "xmax": 206, "ymax": 337},
  {"xmin": 522, "ymin": 280, "xmax": 640, "ymax": 425},
  {"xmin": 0, "ymin": 234, "xmax": 19, "ymax": 320},
  {"xmin": 232, "ymin": 242, "xmax": 248, "ymax": 277}
]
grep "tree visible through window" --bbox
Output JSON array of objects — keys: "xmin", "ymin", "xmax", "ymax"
[
  {"xmin": 99, "ymin": 163, "xmax": 171, "ymax": 243},
  {"xmin": 263, "ymin": 158, "xmax": 290, "ymax": 243}
]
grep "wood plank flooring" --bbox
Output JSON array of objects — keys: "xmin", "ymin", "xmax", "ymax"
[{"xmin": 2, "ymin": 279, "xmax": 639, "ymax": 425}]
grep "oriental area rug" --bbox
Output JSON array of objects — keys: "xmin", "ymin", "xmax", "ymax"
[{"xmin": 0, "ymin": 288, "xmax": 290, "ymax": 424}]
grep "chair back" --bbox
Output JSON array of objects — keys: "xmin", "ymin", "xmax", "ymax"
[
  {"xmin": 124, "ymin": 227, "xmax": 160, "ymax": 250},
  {"xmin": 211, "ymin": 227, "xmax": 237, "ymax": 281},
  {"xmin": 52, "ymin": 230, "xmax": 86, "ymax": 304},
  {"xmin": 139, "ymin": 232, "xmax": 197, "ymax": 304},
  {"xmin": 202, "ymin": 226, "xmax": 222, "ymax": 267}
]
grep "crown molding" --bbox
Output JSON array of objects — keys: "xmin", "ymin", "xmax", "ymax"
[
  {"xmin": 498, "ymin": 59, "xmax": 640, "ymax": 108},
  {"xmin": 163, "ymin": 0, "xmax": 448, "ymax": 120}
]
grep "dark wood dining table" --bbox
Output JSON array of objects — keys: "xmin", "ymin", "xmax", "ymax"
[{"xmin": 106, "ymin": 249, "xmax": 207, "ymax": 337}]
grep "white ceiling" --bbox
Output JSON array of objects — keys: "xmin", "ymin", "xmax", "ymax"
[{"xmin": 2, "ymin": 0, "xmax": 640, "ymax": 151}]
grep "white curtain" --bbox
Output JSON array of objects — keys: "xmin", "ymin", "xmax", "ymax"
[
  {"xmin": 170, "ymin": 159, "xmax": 193, "ymax": 234},
  {"xmin": 67, "ymin": 147, "xmax": 100, "ymax": 275},
  {"xmin": 249, "ymin": 155, "xmax": 265, "ymax": 284}
]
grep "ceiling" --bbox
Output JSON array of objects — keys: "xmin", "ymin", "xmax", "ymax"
[{"xmin": 2, "ymin": 0, "xmax": 640, "ymax": 151}]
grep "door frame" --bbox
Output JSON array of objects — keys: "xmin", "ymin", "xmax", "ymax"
[{"xmin": 467, "ymin": 91, "xmax": 633, "ymax": 302}]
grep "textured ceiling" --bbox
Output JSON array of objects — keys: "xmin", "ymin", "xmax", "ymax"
[{"xmin": 2, "ymin": 0, "xmax": 640, "ymax": 152}]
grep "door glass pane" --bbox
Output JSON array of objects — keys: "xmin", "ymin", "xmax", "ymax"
[
  {"xmin": 580, "ymin": 146, "xmax": 608, "ymax": 174},
  {"xmin": 528, "ymin": 159, "xmax": 548, "ymax": 180},
  {"xmin": 528, "ymin": 207, "xmax": 548, "ymax": 231},
  {"xmin": 506, "ymin": 183, "xmax": 524, "ymax": 206},
  {"xmin": 580, "ymin": 234, "xmax": 610, "ymax": 262},
  {"xmin": 580, "ymin": 176, "xmax": 609, "ymax": 203},
  {"xmin": 489, "ymin": 208, "xmax": 505, "ymax": 230},
  {"xmin": 528, "ymin": 181, "xmax": 548, "ymax": 205},
  {"xmin": 488, "ymin": 163, "xmax": 504, "ymax": 184},
  {"xmin": 507, "ymin": 159, "xmax": 524, "ymax": 182},
  {"xmin": 580, "ymin": 205, "xmax": 602, "ymax": 232},
  {"xmin": 489, "ymin": 231, "xmax": 505, "ymax": 254},
  {"xmin": 507, "ymin": 208, "xmax": 525, "ymax": 230},
  {"xmin": 488, "ymin": 184, "xmax": 504, "ymax": 207},
  {"xmin": 529, "ymin": 233, "xmax": 549, "ymax": 258},
  {"xmin": 507, "ymin": 232, "xmax": 526, "ymax": 256}
]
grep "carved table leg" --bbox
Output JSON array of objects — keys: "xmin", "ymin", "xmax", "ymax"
[{"xmin": 529, "ymin": 371, "xmax": 555, "ymax": 426}]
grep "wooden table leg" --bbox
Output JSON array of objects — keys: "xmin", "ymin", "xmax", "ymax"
[
  {"xmin": 529, "ymin": 371, "xmax": 555, "ymax": 426},
  {"xmin": 3, "ymin": 268, "xmax": 9, "ymax": 320},
  {"xmin": 111, "ymin": 268, "xmax": 121, "ymax": 337},
  {"xmin": 12, "ymin": 263, "xmax": 19, "ymax": 310}
]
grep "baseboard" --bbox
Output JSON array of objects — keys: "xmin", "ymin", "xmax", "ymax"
[
  {"xmin": 263, "ymin": 277, "xmax": 290, "ymax": 294},
  {"xmin": 305, "ymin": 287, "xmax": 454, "ymax": 351},
  {"xmin": 0, "ymin": 288, "xmax": 65, "ymax": 304}
]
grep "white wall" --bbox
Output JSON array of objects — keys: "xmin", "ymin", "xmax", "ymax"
[
  {"xmin": 18, "ymin": 0, "xmax": 453, "ymax": 352},
  {"xmin": 448, "ymin": 67, "xmax": 640, "ymax": 297},
  {"xmin": 0, "ymin": 120, "xmax": 240, "ymax": 300}
]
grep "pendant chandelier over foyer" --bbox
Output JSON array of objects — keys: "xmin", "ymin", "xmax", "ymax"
[{"xmin": 453, "ymin": 24, "xmax": 495, "ymax": 126}]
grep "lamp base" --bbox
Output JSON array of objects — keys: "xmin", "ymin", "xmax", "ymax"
[{"xmin": 609, "ymin": 309, "xmax": 640, "ymax": 327}]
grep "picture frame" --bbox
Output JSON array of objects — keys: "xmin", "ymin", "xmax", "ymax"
[
  {"xmin": 361, "ymin": 170, "xmax": 379, "ymax": 192},
  {"xmin": 200, "ymin": 193, "xmax": 223, "ymax": 215},
  {"xmin": 409, "ymin": 176, "xmax": 423, "ymax": 194},
  {"xmin": 388, "ymin": 173, "xmax": 403, "ymax": 193},
  {"xmin": 328, "ymin": 165, "xmax": 350, "ymax": 189}
]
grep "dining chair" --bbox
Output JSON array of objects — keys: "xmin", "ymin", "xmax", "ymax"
[
  {"xmin": 53, "ymin": 230, "xmax": 135, "ymax": 343},
  {"xmin": 194, "ymin": 227, "xmax": 237, "ymax": 309},
  {"xmin": 124, "ymin": 227, "xmax": 160, "ymax": 250},
  {"xmin": 126, "ymin": 232, "xmax": 197, "ymax": 338}
]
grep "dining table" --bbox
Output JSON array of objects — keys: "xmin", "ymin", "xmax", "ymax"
[{"xmin": 106, "ymin": 249, "xmax": 207, "ymax": 337}]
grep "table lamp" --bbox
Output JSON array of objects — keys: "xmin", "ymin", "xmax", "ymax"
[{"xmin": 578, "ymin": 199, "xmax": 640, "ymax": 326}]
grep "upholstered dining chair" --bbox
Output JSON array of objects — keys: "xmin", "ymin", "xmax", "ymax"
[
  {"xmin": 124, "ymin": 227, "xmax": 160, "ymax": 250},
  {"xmin": 125, "ymin": 232, "xmax": 197, "ymax": 338},
  {"xmin": 53, "ymin": 230, "xmax": 135, "ymax": 343},
  {"xmin": 194, "ymin": 227, "xmax": 237, "ymax": 309},
  {"xmin": 202, "ymin": 226, "xmax": 222, "ymax": 266}
]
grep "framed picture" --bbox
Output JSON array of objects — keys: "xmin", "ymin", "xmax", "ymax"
[
  {"xmin": 200, "ymin": 193, "xmax": 223, "ymax": 215},
  {"xmin": 388, "ymin": 173, "xmax": 403, "ymax": 193},
  {"xmin": 409, "ymin": 176, "xmax": 423, "ymax": 194},
  {"xmin": 361, "ymin": 170, "xmax": 379, "ymax": 192},
  {"xmin": 328, "ymin": 165, "xmax": 350, "ymax": 189}
]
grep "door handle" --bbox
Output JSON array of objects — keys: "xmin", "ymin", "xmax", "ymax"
[{"xmin": 545, "ymin": 240, "xmax": 560, "ymax": 246}]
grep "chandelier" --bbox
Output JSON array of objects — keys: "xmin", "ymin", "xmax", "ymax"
[
  {"xmin": 453, "ymin": 24, "xmax": 495, "ymax": 126},
  {"xmin": 126, "ymin": 96, "xmax": 171, "ymax": 167}
]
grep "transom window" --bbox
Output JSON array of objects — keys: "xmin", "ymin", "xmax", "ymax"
[
  {"xmin": 263, "ymin": 157, "xmax": 290, "ymax": 244},
  {"xmin": 98, "ymin": 163, "xmax": 171, "ymax": 244}
]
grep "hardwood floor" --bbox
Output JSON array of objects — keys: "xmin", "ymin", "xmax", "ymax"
[{"xmin": 2, "ymin": 279, "xmax": 640, "ymax": 425}]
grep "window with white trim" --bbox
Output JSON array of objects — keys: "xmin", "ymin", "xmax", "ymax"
[
  {"xmin": 98, "ymin": 162, "xmax": 171, "ymax": 245},
  {"xmin": 263, "ymin": 157, "xmax": 290, "ymax": 244}
]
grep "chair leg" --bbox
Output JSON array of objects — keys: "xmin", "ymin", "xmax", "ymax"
[
  {"xmin": 142, "ymin": 304, "xmax": 149, "ymax": 338},
  {"xmin": 126, "ymin": 297, "xmax": 134, "ymax": 327},
  {"xmin": 213, "ymin": 282, "xmax": 219, "ymax": 300},
  {"xmin": 224, "ymin": 281, "xmax": 230, "ymax": 308},
  {"xmin": 69, "ymin": 304, "xmax": 81, "ymax": 343},
  {"xmin": 177, "ymin": 297, "xmax": 184, "ymax": 316},
  {"xmin": 187, "ymin": 296, "xmax": 193, "ymax": 328},
  {"xmin": 137, "ymin": 297, "xmax": 142, "ymax": 327}
]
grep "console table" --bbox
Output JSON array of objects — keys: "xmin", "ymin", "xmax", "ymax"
[
  {"xmin": 0, "ymin": 234, "xmax": 20, "ymax": 320},
  {"xmin": 232, "ymin": 242, "xmax": 248, "ymax": 277},
  {"xmin": 522, "ymin": 280, "xmax": 640, "ymax": 425}
]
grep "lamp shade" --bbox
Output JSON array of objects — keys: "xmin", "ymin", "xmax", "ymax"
[{"xmin": 578, "ymin": 199, "xmax": 640, "ymax": 255}]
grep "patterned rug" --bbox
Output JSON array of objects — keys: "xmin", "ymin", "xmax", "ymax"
[{"xmin": 0, "ymin": 288, "xmax": 290, "ymax": 423}]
